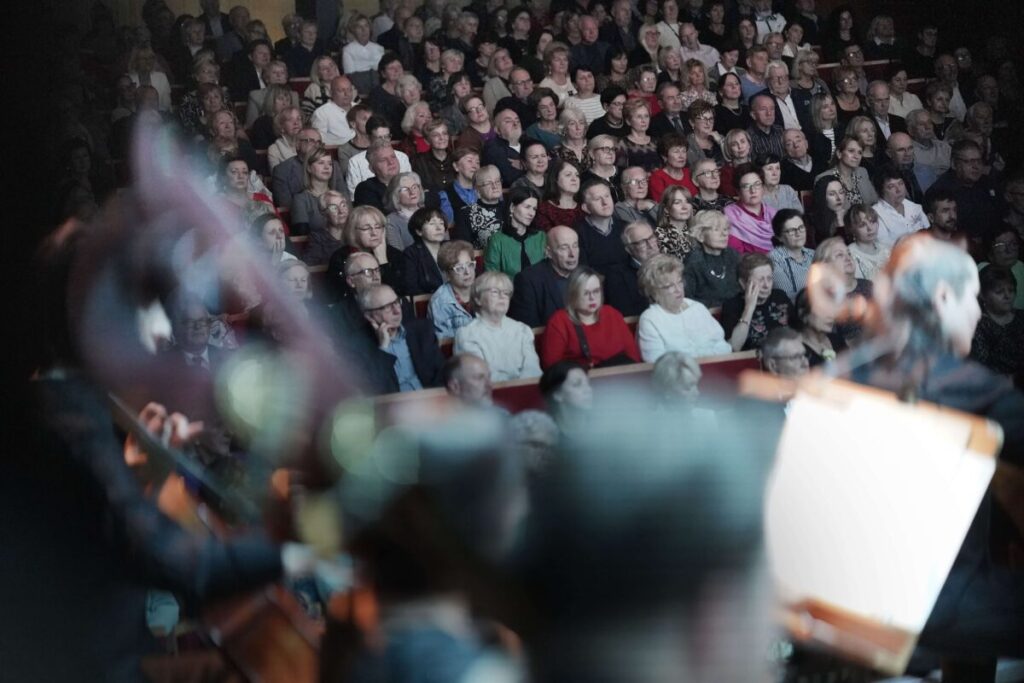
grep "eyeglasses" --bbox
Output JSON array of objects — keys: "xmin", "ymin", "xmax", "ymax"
[
  {"xmin": 623, "ymin": 177, "xmax": 649, "ymax": 186},
  {"xmin": 483, "ymin": 287, "xmax": 513, "ymax": 298},
  {"xmin": 993, "ymin": 241, "xmax": 1020, "ymax": 252},
  {"xmin": 626, "ymin": 234, "xmax": 657, "ymax": 248},
  {"xmin": 955, "ymin": 156, "xmax": 983, "ymax": 165},
  {"xmin": 739, "ymin": 180, "xmax": 764, "ymax": 190},
  {"xmin": 466, "ymin": 104, "xmax": 486, "ymax": 114},
  {"xmin": 696, "ymin": 169, "xmax": 721, "ymax": 178},
  {"xmin": 348, "ymin": 266, "xmax": 381, "ymax": 278},
  {"xmin": 693, "ymin": 115, "xmax": 715, "ymax": 123},
  {"xmin": 356, "ymin": 223, "xmax": 385, "ymax": 232},
  {"xmin": 840, "ymin": 77, "xmax": 857, "ymax": 84},
  {"xmin": 478, "ymin": 179, "xmax": 502, "ymax": 189},
  {"xmin": 366, "ymin": 298, "xmax": 402, "ymax": 314},
  {"xmin": 450, "ymin": 262, "xmax": 475, "ymax": 274},
  {"xmin": 781, "ymin": 226, "xmax": 806, "ymax": 236},
  {"xmin": 325, "ymin": 203, "xmax": 345, "ymax": 213},
  {"xmin": 398, "ymin": 183, "xmax": 422, "ymax": 193},
  {"xmin": 593, "ymin": 146, "xmax": 615, "ymax": 153},
  {"xmin": 184, "ymin": 318, "xmax": 212, "ymax": 330}
]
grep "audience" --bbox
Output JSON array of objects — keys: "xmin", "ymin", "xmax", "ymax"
[
  {"xmin": 970, "ymin": 266, "xmax": 1024, "ymax": 381},
  {"xmin": 722, "ymin": 252, "xmax": 793, "ymax": 351},
  {"xmin": 510, "ymin": 225, "xmax": 580, "ymax": 328},
  {"xmin": 400, "ymin": 207, "xmax": 447, "ymax": 296},
  {"xmin": 760, "ymin": 326, "xmax": 810, "ymax": 378},
  {"xmin": 428, "ymin": 240, "xmax": 477, "ymax": 340},
  {"xmin": 767, "ymin": 208, "xmax": 814, "ymax": 302},
  {"xmin": 845, "ymin": 204, "xmax": 890, "ymax": 281},
  {"xmin": 358, "ymin": 283, "xmax": 444, "ymax": 391},
  {"xmin": 485, "ymin": 187, "xmax": 546, "ymax": 278},
  {"xmin": 443, "ymin": 353, "xmax": 495, "ymax": 407}
]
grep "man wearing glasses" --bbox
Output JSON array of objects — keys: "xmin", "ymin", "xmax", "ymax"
[
  {"xmin": 929, "ymin": 139, "xmax": 1005, "ymax": 245},
  {"xmin": 605, "ymin": 221, "xmax": 662, "ymax": 317},
  {"xmin": 358, "ymin": 284, "xmax": 444, "ymax": 392},
  {"xmin": 760, "ymin": 327, "xmax": 809, "ymax": 379}
]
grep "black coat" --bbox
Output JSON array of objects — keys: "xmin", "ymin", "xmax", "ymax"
[
  {"xmin": 401, "ymin": 241, "xmax": 445, "ymax": 296},
  {"xmin": 780, "ymin": 158, "xmax": 822, "ymax": 193},
  {"xmin": 353, "ymin": 176, "xmax": 389, "ymax": 212},
  {"xmin": 397, "ymin": 317, "xmax": 445, "ymax": 388},
  {"xmin": 510, "ymin": 260, "xmax": 570, "ymax": 328},
  {"xmin": 649, "ymin": 111, "xmax": 691, "ymax": 140},
  {"xmin": 604, "ymin": 260, "xmax": 648, "ymax": 317},
  {"xmin": 482, "ymin": 136, "xmax": 525, "ymax": 187}
]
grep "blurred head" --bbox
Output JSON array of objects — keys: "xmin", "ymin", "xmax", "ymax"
[
  {"xmin": 540, "ymin": 360, "xmax": 592, "ymax": 413},
  {"xmin": 170, "ymin": 296, "xmax": 213, "ymax": 354},
  {"xmin": 651, "ymin": 351, "xmax": 702, "ymax": 403},
  {"xmin": 867, "ymin": 81, "xmax": 890, "ymax": 118},
  {"xmin": 369, "ymin": 142, "xmax": 400, "ymax": 182},
  {"xmin": 783, "ymin": 128, "xmax": 809, "ymax": 161},
  {"xmin": 280, "ymin": 260, "xmax": 311, "ymax": 301},
  {"xmin": 761, "ymin": 327, "xmax": 809, "ymax": 377},
  {"xmin": 494, "ymin": 107, "xmax": 523, "ymax": 144},
  {"xmin": 813, "ymin": 236, "xmax": 855, "ymax": 280},
  {"xmin": 444, "ymin": 353, "xmax": 493, "ymax": 406}
]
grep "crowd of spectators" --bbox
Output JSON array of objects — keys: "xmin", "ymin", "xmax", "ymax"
[{"xmin": 24, "ymin": 0, "xmax": 1024, "ymax": 679}]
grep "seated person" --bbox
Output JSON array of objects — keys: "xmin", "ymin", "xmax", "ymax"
[
  {"xmin": 767, "ymin": 208, "xmax": 814, "ymax": 302},
  {"xmin": 683, "ymin": 210, "xmax": 741, "ymax": 308},
  {"xmin": 453, "ymin": 165, "xmax": 505, "ymax": 250},
  {"xmin": 539, "ymin": 360, "xmax": 593, "ymax": 429},
  {"xmin": 428, "ymin": 240, "xmax": 476, "ymax": 340},
  {"xmin": 724, "ymin": 164, "xmax": 777, "ymax": 254},
  {"xmin": 358, "ymin": 284, "xmax": 444, "ymax": 391},
  {"xmin": 484, "ymin": 187, "xmax": 547, "ymax": 279},
  {"xmin": 979, "ymin": 227, "xmax": 1024, "ymax": 310},
  {"xmin": 812, "ymin": 236, "xmax": 873, "ymax": 346},
  {"xmin": 305, "ymin": 191, "xmax": 350, "ymax": 267},
  {"xmin": 791, "ymin": 288, "xmax": 846, "ymax": 367},
  {"xmin": 575, "ymin": 178, "xmax": 630, "ymax": 277},
  {"xmin": 845, "ymin": 204, "xmax": 891, "ymax": 282},
  {"xmin": 970, "ymin": 266, "xmax": 1024, "ymax": 381},
  {"xmin": 443, "ymin": 353, "xmax": 495, "ymax": 408},
  {"xmin": 605, "ymin": 221, "xmax": 661, "ymax": 318},
  {"xmin": 650, "ymin": 351, "xmax": 705, "ymax": 411},
  {"xmin": 636, "ymin": 254, "xmax": 732, "ymax": 362},
  {"xmin": 721, "ymin": 252, "xmax": 793, "ymax": 351},
  {"xmin": 760, "ymin": 326, "xmax": 810, "ymax": 378},
  {"xmin": 454, "ymin": 271, "xmax": 543, "ymax": 382},
  {"xmin": 510, "ymin": 225, "xmax": 581, "ymax": 328},
  {"xmin": 346, "ymin": 206, "xmax": 406, "ymax": 294},
  {"xmin": 400, "ymin": 207, "xmax": 447, "ymax": 296},
  {"xmin": 539, "ymin": 266, "xmax": 641, "ymax": 369}
]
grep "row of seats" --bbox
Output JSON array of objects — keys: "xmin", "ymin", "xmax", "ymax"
[{"xmin": 373, "ymin": 349, "xmax": 761, "ymax": 421}]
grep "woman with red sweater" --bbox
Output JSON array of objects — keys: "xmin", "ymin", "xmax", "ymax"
[{"xmin": 540, "ymin": 266, "xmax": 642, "ymax": 369}]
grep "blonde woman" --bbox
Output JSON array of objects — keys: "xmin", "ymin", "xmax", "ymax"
[
  {"xmin": 655, "ymin": 185, "xmax": 697, "ymax": 260},
  {"xmin": 636, "ymin": 254, "xmax": 731, "ymax": 362},
  {"xmin": 454, "ymin": 271, "xmax": 543, "ymax": 381},
  {"xmin": 302, "ymin": 56, "xmax": 341, "ymax": 119}
]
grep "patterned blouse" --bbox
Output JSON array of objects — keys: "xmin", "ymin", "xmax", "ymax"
[
  {"xmin": 556, "ymin": 144, "xmax": 592, "ymax": 172},
  {"xmin": 655, "ymin": 221, "xmax": 698, "ymax": 260},
  {"xmin": 616, "ymin": 137, "xmax": 662, "ymax": 173},
  {"xmin": 456, "ymin": 201, "xmax": 503, "ymax": 250},
  {"xmin": 680, "ymin": 88, "xmax": 718, "ymax": 110}
]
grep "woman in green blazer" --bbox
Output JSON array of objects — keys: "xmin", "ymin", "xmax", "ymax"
[{"xmin": 485, "ymin": 186, "xmax": 547, "ymax": 278}]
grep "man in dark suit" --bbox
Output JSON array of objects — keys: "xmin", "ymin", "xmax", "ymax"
[
  {"xmin": 575, "ymin": 178, "xmax": 630, "ymax": 278},
  {"xmin": 866, "ymin": 80, "xmax": 908, "ymax": 144},
  {"xmin": 781, "ymin": 128, "xmax": 823, "ymax": 192},
  {"xmin": 483, "ymin": 105, "xmax": 525, "ymax": 186},
  {"xmin": 493, "ymin": 68, "xmax": 536, "ymax": 128},
  {"xmin": 510, "ymin": 225, "xmax": 581, "ymax": 328},
  {"xmin": 760, "ymin": 61, "xmax": 813, "ymax": 135},
  {"xmin": 605, "ymin": 221, "xmax": 660, "ymax": 317},
  {"xmin": 570, "ymin": 15, "xmax": 609, "ymax": 75},
  {"xmin": 274, "ymin": 13, "xmax": 303, "ymax": 55},
  {"xmin": 359, "ymin": 284, "xmax": 444, "ymax": 391},
  {"xmin": 648, "ymin": 82, "xmax": 691, "ymax": 140},
  {"xmin": 226, "ymin": 39, "xmax": 272, "ymax": 102},
  {"xmin": 599, "ymin": 0, "xmax": 640, "ymax": 54},
  {"xmin": 199, "ymin": 0, "xmax": 231, "ymax": 40}
]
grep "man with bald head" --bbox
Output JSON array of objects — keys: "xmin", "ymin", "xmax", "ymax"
[
  {"xmin": 510, "ymin": 225, "xmax": 582, "ymax": 328},
  {"xmin": 866, "ymin": 80, "xmax": 906, "ymax": 142},
  {"xmin": 354, "ymin": 141, "xmax": 401, "ymax": 210},
  {"xmin": 311, "ymin": 75, "xmax": 357, "ymax": 146},
  {"xmin": 886, "ymin": 132, "xmax": 924, "ymax": 203}
]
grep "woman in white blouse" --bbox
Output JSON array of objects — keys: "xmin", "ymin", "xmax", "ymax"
[
  {"xmin": 636, "ymin": 254, "xmax": 732, "ymax": 362},
  {"xmin": 128, "ymin": 46, "xmax": 171, "ymax": 112},
  {"xmin": 870, "ymin": 166, "xmax": 930, "ymax": 247},
  {"xmin": 454, "ymin": 271, "xmax": 543, "ymax": 382}
]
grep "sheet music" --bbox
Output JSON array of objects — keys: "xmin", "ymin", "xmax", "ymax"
[{"xmin": 766, "ymin": 391, "xmax": 996, "ymax": 633}]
